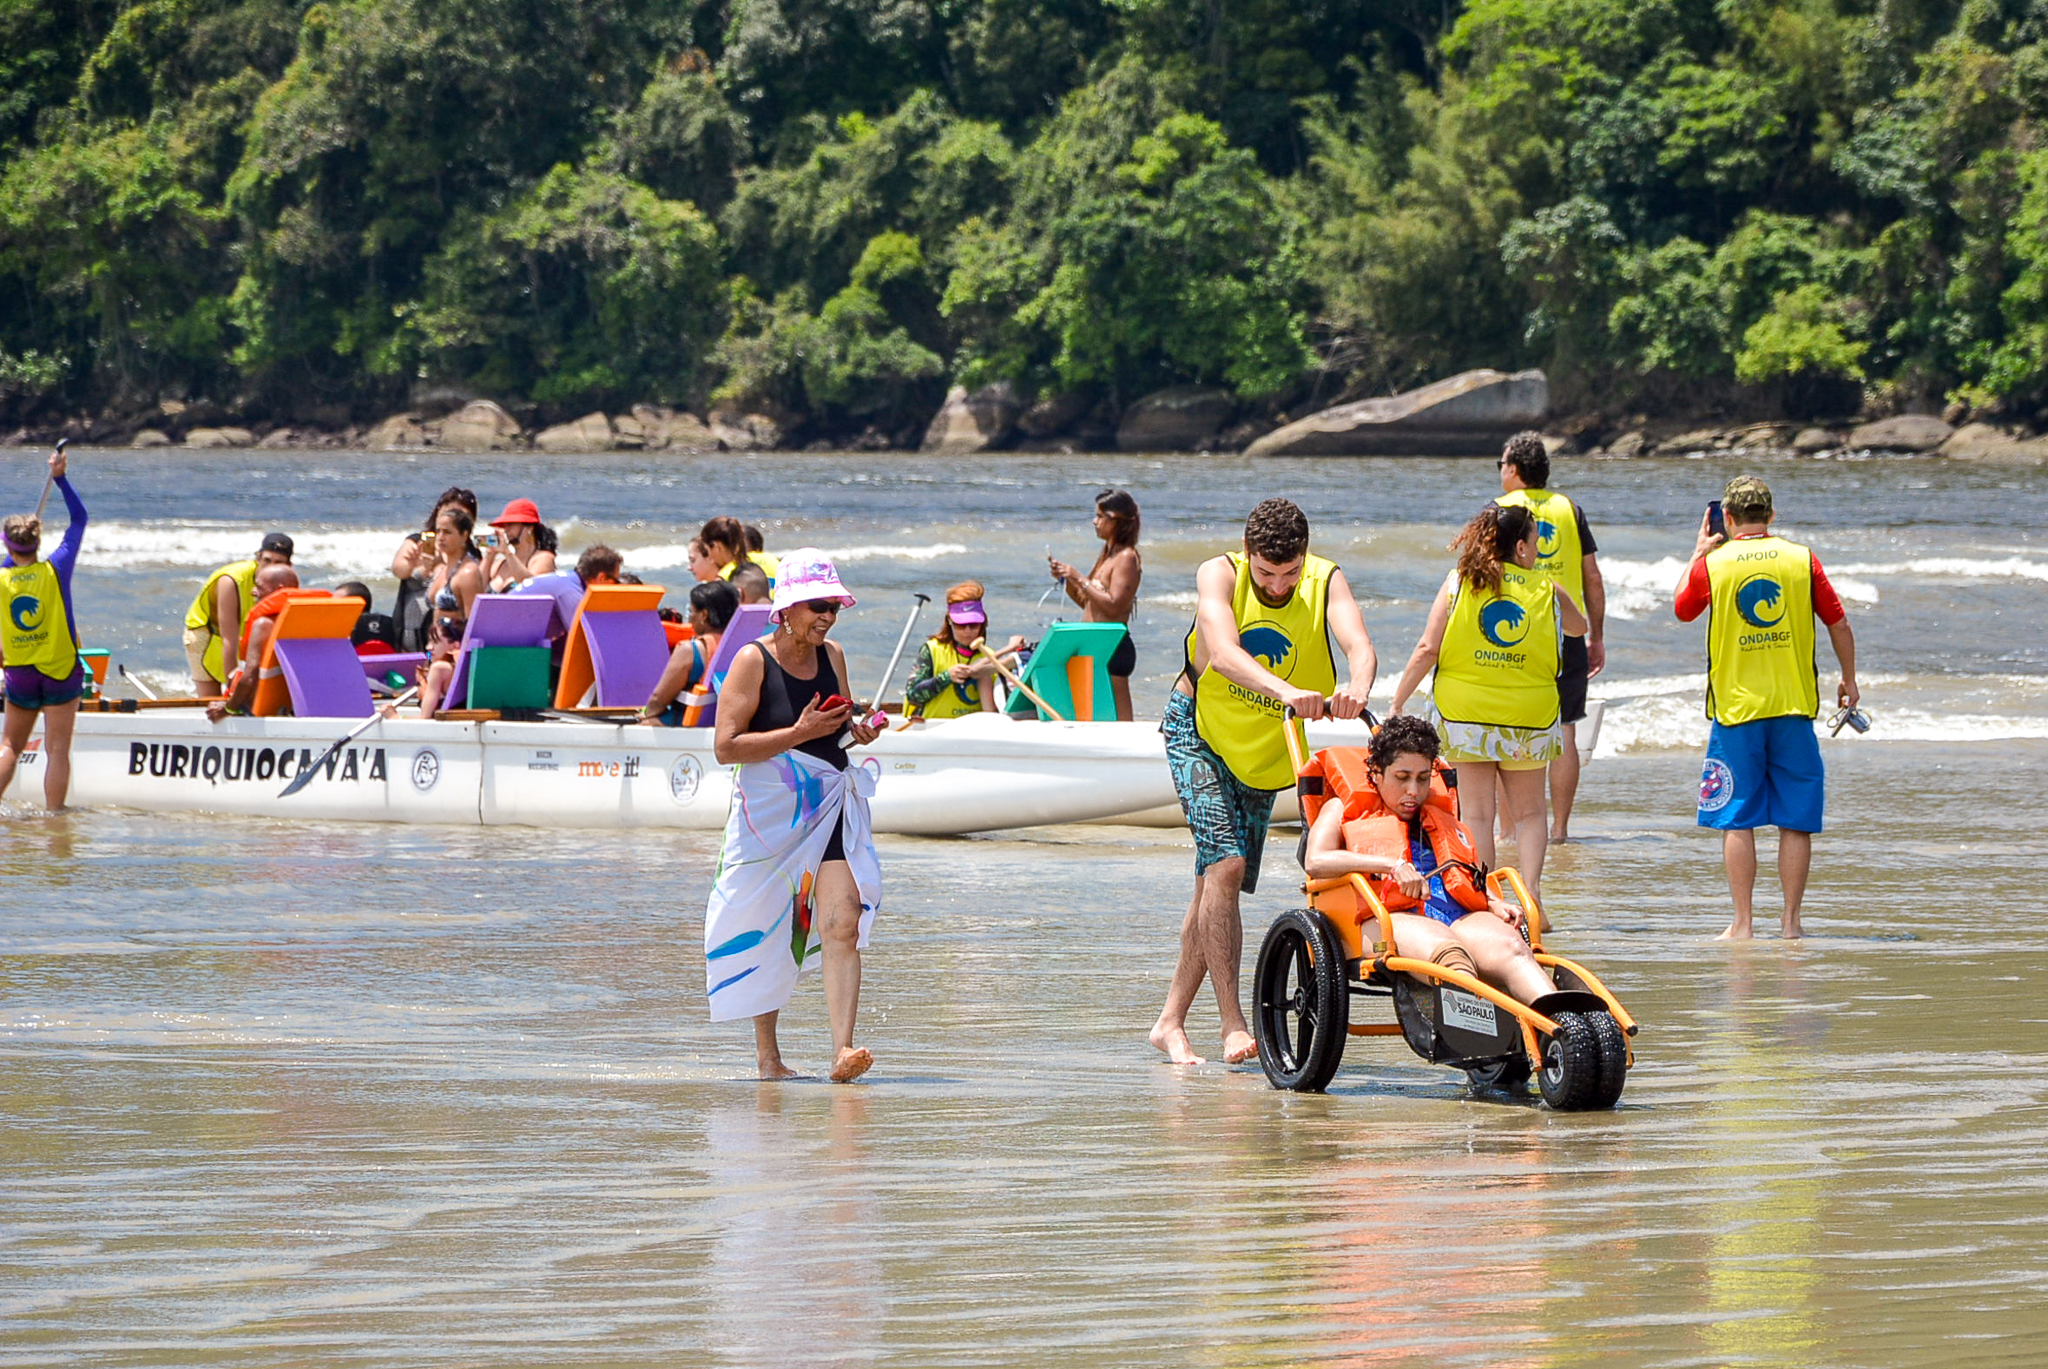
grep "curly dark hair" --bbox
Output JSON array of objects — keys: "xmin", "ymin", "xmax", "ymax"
[
  {"xmin": 1501, "ymin": 431, "xmax": 1549, "ymax": 487},
  {"xmin": 1369, "ymin": 714, "xmax": 1441, "ymax": 772},
  {"xmin": 1243, "ymin": 497, "xmax": 1309, "ymax": 563},
  {"xmin": 1450, "ymin": 502, "xmax": 1534, "ymax": 597}
]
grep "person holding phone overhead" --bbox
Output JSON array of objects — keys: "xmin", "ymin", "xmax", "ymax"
[
  {"xmin": 703, "ymin": 550, "xmax": 883, "ymax": 1082},
  {"xmin": 1675, "ymin": 474, "xmax": 1859, "ymax": 940},
  {"xmin": 1047, "ymin": 488, "xmax": 1143, "ymax": 721}
]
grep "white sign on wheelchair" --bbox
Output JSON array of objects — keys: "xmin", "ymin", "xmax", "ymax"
[{"xmin": 1441, "ymin": 986, "xmax": 1498, "ymax": 1034}]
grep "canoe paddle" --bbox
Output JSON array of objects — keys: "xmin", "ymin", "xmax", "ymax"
[
  {"xmin": 972, "ymin": 638, "xmax": 1064, "ymax": 721},
  {"xmin": 33, "ymin": 437, "xmax": 69, "ymax": 521},
  {"xmin": 278, "ymin": 686, "xmax": 418, "ymax": 798},
  {"xmin": 867, "ymin": 591, "xmax": 930, "ymax": 710},
  {"xmin": 117, "ymin": 664, "xmax": 159, "ymax": 701}
]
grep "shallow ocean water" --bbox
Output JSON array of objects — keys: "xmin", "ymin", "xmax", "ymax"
[{"xmin": 3, "ymin": 447, "xmax": 2047, "ymax": 1363}]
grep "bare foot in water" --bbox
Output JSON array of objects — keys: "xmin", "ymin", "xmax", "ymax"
[
  {"xmin": 1149, "ymin": 1019, "xmax": 1206, "ymax": 1065},
  {"xmin": 758, "ymin": 1059, "xmax": 801, "ymax": 1080},
  {"xmin": 1222, "ymin": 1030, "xmax": 1258, "ymax": 1065},
  {"xmin": 1715, "ymin": 922, "xmax": 1753, "ymax": 941},
  {"xmin": 829, "ymin": 1047, "xmax": 873, "ymax": 1083}
]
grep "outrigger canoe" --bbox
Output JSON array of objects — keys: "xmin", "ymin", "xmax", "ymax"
[{"xmin": 48, "ymin": 709, "xmax": 1187, "ymax": 835}]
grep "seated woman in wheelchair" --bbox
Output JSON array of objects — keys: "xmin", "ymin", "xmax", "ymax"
[{"xmin": 1302, "ymin": 714, "xmax": 1555, "ymax": 1006}]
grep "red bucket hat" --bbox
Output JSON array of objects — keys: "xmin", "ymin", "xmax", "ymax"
[{"xmin": 489, "ymin": 497, "xmax": 542, "ymax": 527}]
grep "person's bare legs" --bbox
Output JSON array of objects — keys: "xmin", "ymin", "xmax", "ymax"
[
  {"xmin": 1717, "ymin": 828, "xmax": 1758, "ymax": 939},
  {"xmin": 1452, "ymin": 915, "xmax": 1555, "ymax": 1004},
  {"xmin": 814, "ymin": 860, "xmax": 872, "ymax": 1082},
  {"xmin": 1193, "ymin": 856, "xmax": 1256, "ymax": 1063},
  {"xmin": 1110, "ymin": 674, "xmax": 1133, "ymax": 723},
  {"xmin": 1499, "ymin": 766, "xmax": 1549, "ymax": 910},
  {"xmin": 1461, "ymin": 761, "xmax": 1502, "ymax": 871},
  {"xmin": 39, "ymin": 699, "xmax": 76, "ymax": 811},
  {"xmin": 1150, "ymin": 878, "xmax": 1210, "ymax": 1064},
  {"xmin": 1549, "ymin": 724, "xmax": 1580, "ymax": 842},
  {"xmin": 1778, "ymin": 829, "xmax": 1812, "ymax": 939},
  {"xmin": 753, "ymin": 1010, "xmax": 798, "ymax": 1079},
  {"xmin": 0, "ymin": 702, "xmax": 35, "ymax": 803}
]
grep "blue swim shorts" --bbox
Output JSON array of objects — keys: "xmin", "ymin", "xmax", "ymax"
[
  {"xmin": 1696, "ymin": 714, "xmax": 1824, "ymax": 834},
  {"xmin": 4, "ymin": 663, "xmax": 84, "ymax": 711},
  {"xmin": 1162, "ymin": 690, "xmax": 1276, "ymax": 894}
]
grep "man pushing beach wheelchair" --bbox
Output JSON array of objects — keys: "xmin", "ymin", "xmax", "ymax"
[{"xmin": 1158, "ymin": 497, "xmax": 1634, "ymax": 1107}]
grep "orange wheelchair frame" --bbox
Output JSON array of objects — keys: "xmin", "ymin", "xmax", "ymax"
[{"xmin": 1251, "ymin": 715, "xmax": 1639, "ymax": 1109}]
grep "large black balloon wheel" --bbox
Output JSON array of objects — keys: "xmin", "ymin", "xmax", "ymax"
[
  {"xmin": 1537, "ymin": 1010, "xmax": 1608, "ymax": 1110},
  {"xmin": 1253, "ymin": 909, "xmax": 1349, "ymax": 1092}
]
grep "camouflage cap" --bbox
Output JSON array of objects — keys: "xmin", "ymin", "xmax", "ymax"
[{"xmin": 1723, "ymin": 473, "xmax": 1773, "ymax": 520}]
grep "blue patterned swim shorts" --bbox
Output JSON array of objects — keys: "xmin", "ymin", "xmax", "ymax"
[{"xmin": 1162, "ymin": 689, "xmax": 1277, "ymax": 894}]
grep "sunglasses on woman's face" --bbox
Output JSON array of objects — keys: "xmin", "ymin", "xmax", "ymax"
[{"xmin": 800, "ymin": 599, "xmax": 841, "ymax": 616}]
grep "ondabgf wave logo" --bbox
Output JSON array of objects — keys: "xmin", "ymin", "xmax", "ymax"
[
  {"xmin": 1478, "ymin": 599, "xmax": 1528, "ymax": 649},
  {"xmin": 1699, "ymin": 757, "xmax": 1736, "ymax": 813},
  {"xmin": 8, "ymin": 593, "xmax": 42, "ymax": 633},
  {"xmin": 1736, "ymin": 573, "xmax": 1785, "ymax": 628},
  {"xmin": 1535, "ymin": 518, "xmax": 1560, "ymax": 559},
  {"xmin": 1239, "ymin": 624, "xmax": 1293, "ymax": 670}
]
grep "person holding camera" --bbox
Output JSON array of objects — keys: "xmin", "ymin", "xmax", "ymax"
[
  {"xmin": 1675, "ymin": 474, "xmax": 1860, "ymax": 940},
  {"xmin": 481, "ymin": 497, "xmax": 558, "ymax": 591}
]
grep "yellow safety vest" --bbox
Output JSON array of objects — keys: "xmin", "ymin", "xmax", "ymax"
[
  {"xmin": 1435, "ymin": 562, "xmax": 1561, "ymax": 729},
  {"xmin": 1704, "ymin": 535, "xmax": 1818, "ymax": 724},
  {"xmin": 917, "ymin": 636, "xmax": 984, "ymax": 719},
  {"xmin": 1, "ymin": 559, "xmax": 78, "ymax": 678},
  {"xmin": 717, "ymin": 551, "xmax": 780, "ymax": 584},
  {"xmin": 182, "ymin": 559, "xmax": 258, "ymax": 683},
  {"xmin": 1496, "ymin": 487, "xmax": 1585, "ymax": 606},
  {"xmin": 1184, "ymin": 552, "xmax": 1338, "ymax": 790}
]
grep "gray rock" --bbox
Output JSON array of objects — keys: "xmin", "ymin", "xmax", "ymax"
[
  {"xmin": 184, "ymin": 427, "xmax": 255, "ymax": 449},
  {"xmin": 130, "ymin": 429, "xmax": 172, "ymax": 448},
  {"xmin": 709, "ymin": 408, "xmax": 787, "ymax": 452},
  {"xmin": 437, "ymin": 399, "xmax": 522, "ymax": 452},
  {"xmin": 633, "ymin": 404, "xmax": 721, "ymax": 454},
  {"xmin": 1248, "ymin": 369, "xmax": 1547, "ymax": 457},
  {"xmin": 256, "ymin": 428, "xmax": 299, "ymax": 449},
  {"xmin": 610, "ymin": 412, "xmax": 647, "ymax": 449},
  {"xmin": 922, "ymin": 383, "xmax": 1021, "ymax": 455},
  {"xmin": 408, "ymin": 385, "xmax": 478, "ymax": 420},
  {"xmin": 1655, "ymin": 427, "xmax": 1726, "ymax": 456},
  {"xmin": 1793, "ymin": 427, "xmax": 1842, "ymax": 453},
  {"xmin": 1939, "ymin": 421, "xmax": 2048, "ymax": 461},
  {"xmin": 1848, "ymin": 414, "xmax": 1952, "ymax": 452},
  {"xmin": 1118, "ymin": 385, "xmax": 1234, "ymax": 452},
  {"xmin": 1016, "ymin": 390, "xmax": 1092, "ymax": 439},
  {"xmin": 533, "ymin": 412, "xmax": 616, "ymax": 453},
  {"xmin": 1729, "ymin": 422, "xmax": 1795, "ymax": 450},
  {"xmin": 365, "ymin": 413, "xmax": 430, "ymax": 450},
  {"xmin": 1606, "ymin": 430, "xmax": 1649, "ymax": 458}
]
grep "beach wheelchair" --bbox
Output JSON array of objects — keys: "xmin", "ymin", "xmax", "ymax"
[{"xmin": 1250, "ymin": 716, "xmax": 1637, "ymax": 1109}]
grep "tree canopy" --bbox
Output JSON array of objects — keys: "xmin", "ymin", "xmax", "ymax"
[{"xmin": 6, "ymin": 0, "xmax": 2048, "ymax": 432}]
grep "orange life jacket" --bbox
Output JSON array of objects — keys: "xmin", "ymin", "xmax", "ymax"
[
  {"xmin": 1303, "ymin": 746, "xmax": 1461, "ymax": 824},
  {"xmin": 1342, "ymin": 802, "xmax": 1489, "ymax": 914}
]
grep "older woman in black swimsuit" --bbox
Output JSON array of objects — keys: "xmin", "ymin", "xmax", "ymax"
[{"xmin": 709, "ymin": 550, "xmax": 882, "ymax": 1082}]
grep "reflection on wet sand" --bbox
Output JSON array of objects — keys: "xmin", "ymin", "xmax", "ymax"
[{"xmin": 4, "ymin": 743, "xmax": 2048, "ymax": 1364}]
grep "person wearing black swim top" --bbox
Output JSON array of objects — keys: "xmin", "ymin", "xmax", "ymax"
[{"xmin": 710, "ymin": 550, "xmax": 882, "ymax": 1083}]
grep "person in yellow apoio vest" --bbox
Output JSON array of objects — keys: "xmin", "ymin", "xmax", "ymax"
[
  {"xmin": 1496, "ymin": 431, "xmax": 1606, "ymax": 841},
  {"xmin": 0, "ymin": 446, "xmax": 88, "ymax": 810},
  {"xmin": 1675, "ymin": 474, "xmax": 1859, "ymax": 941},
  {"xmin": 1390, "ymin": 503, "xmax": 1588, "ymax": 911},
  {"xmin": 183, "ymin": 531, "xmax": 294, "ymax": 697},
  {"xmin": 1153, "ymin": 498, "xmax": 1379, "ymax": 1067},
  {"xmin": 901, "ymin": 581, "xmax": 1026, "ymax": 719}
]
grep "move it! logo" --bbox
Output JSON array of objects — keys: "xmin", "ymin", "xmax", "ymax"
[{"xmin": 1736, "ymin": 574, "xmax": 1786, "ymax": 629}]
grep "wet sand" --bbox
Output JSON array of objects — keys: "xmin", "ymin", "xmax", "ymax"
[{"xmin": 5, "ymin": 741, "xmax": 2047, "ymax": 1364}]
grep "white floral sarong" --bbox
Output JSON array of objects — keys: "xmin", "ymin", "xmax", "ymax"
[{"xmin": 703, "ymin": 751, "xmax": 880, "ymax": 1022}]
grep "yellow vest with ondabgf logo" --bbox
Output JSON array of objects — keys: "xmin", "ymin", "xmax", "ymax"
[
  {"xmin": 1183, "ymin": 552, "xmax": 1338, "ymax": 791},
  {"xmin": 1704, "ymin": 535, "xmax": 1818, "ymax": 724},
  {"xmin": 182, "ymin": 559, "xmax": 259, "ymax": 683},
  {"xmin": 1435, "ymin": 561, "xmax": 1561, "ymax": 729},
  {"xmin": 2, "ymin": 559, "xmax": 78, "ymax": 678},
  {"xmin": 917, "ymin": 636, "xmax": 984, "ymax": 719},
  {"xmin": 1495, "ymin": 487, "xmax": 1586, "ymax": 605}
]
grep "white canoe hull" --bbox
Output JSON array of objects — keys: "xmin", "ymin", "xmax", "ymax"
[{"xmin": 50, "ymin": 711, "xmax": 1181, "ymax": 836}]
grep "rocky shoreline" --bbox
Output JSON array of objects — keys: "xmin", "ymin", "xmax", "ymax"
[{"xmin": 10, "ymin": 371, "xmax": 2048, "ymax": 462}]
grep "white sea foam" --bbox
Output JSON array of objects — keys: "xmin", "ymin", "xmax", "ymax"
[
  {"xmin": 1830, "ymin": 555, "xmax": 2048, "ymax": 582},
  {"xmin": 78, "ymin": 522, "xmax": 398, "ymax": 577},
  {"xmin": 1145, "ymin": 590, "xmax": 1199, "ymax": 608},
  {"xmin": 627, "ymin": 540, "xmax": 971, "ymax": 568},
  {"xmin": 1600, "ymin": 555, "xmax": 1879, "ymax": 619}
]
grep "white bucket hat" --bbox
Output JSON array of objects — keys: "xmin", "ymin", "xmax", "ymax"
[{"xmin": 769, "ymin": 548, "xmax": 857, "ymax": 622}]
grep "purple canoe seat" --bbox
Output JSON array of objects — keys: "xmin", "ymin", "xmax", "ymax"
[
  {"xmin": 553, "ymin": 584, "xmax": 671, "ymax": 709},
  {"xmin": 688, "ymin": 602, "xmax": 774, "ymax": 729},
  {"xmin": 274, "ymin": 637, "xmax": 375, "ymax": 718},
  {"xmin": 445, "ymin": 594, "xmax": 558, "ymax": 711}
]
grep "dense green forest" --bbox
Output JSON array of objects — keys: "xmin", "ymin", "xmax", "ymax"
[{"xmin": 6, "ymin": 0, "xmax": 2048, "ymax": 437}]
